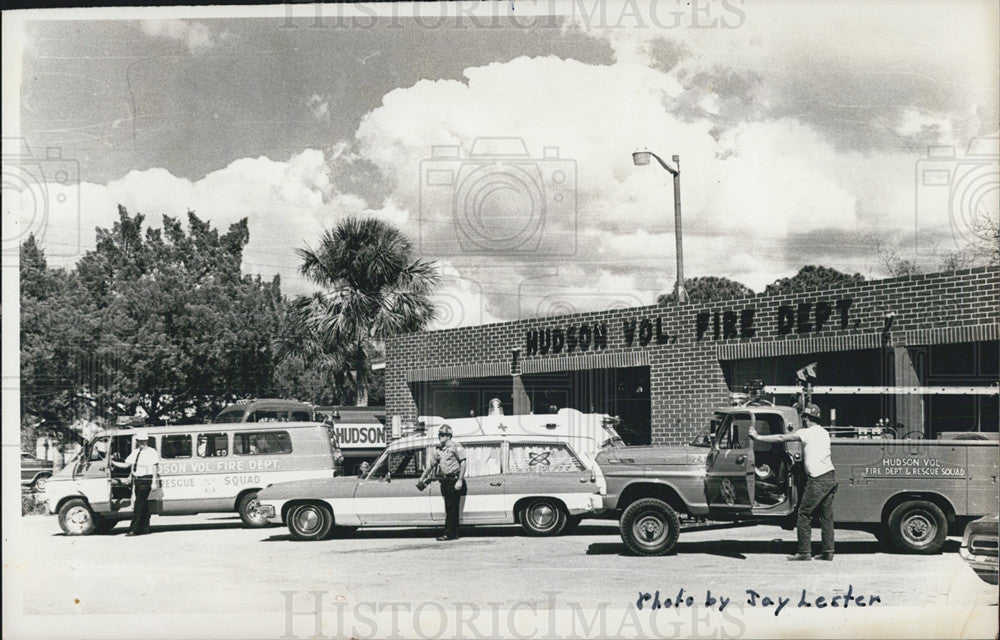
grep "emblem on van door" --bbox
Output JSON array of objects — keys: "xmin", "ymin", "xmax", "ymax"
[{"xmin": 721, "ymin": 479, "xmax": 736, "ymax": 506}]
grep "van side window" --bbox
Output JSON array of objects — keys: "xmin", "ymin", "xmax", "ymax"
[
  {"xmin": 234, "ymin": 431, "xmax": 292, "ymax": 455},
  {"xmin": 197, "ymin": 432, "xmax": 229, "ymax": 457},
  {"xmin": 161, "ymin": 434, "xmax": 193, "ymax": 458},
  {"xmin": 290, "ymin": 411, "xmax": 311, "ymax": 422}
]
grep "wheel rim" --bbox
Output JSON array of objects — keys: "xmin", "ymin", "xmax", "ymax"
[
  {"xmin": 35, "ymin": 477, "xmax": 47, "ymax": 492},
  {"xmin": 527, "ymin": 502, "xmax": 557, "ymax": 531},
  {"xmin": 293, "ymin": 506, "xmax": 321, "ymax": 535},
  {"xmin": 244, "ymin": 497, "xmax": 266, "ymax": 525},
  {"xmin": 65, "ymin": 505, "xmax": 92, "ymax": 534},
  {"xmin": 901, "ymin": 510, "xmax": 937, "ymax": 546},
  {"xmin": 632, "ymin": 512, "xmax": 668, "ymax": 547}
]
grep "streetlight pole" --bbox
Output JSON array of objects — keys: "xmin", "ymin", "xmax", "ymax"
[{"xmin": 632, "ymin": 150, "xmax": 687, "ymax": 304}]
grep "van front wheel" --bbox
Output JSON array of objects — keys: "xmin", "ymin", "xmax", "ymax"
[
  {"xmin": 58, "ymin": 498, "xmax": 96, "ymax": 536},
  {"xmin": 238, "ymin": 492, "xmax": 269, "ymax": 528}
]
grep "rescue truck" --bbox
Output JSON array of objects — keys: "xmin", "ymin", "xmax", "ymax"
[{"xmin": 597, "ymin": 380, "xmax": 999, "ymax": 556}]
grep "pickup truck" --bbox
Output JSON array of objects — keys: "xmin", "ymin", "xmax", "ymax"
[{"xmin": 595, "ymin": 402, "xmax": 999, "ymax": 556}]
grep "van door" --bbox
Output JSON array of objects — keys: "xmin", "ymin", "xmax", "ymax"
[
  {"xmin": 705, "ymin": 413, "xmax": 755, "ymax": 516},
  {"xmin": 108, "ymin": 434, "xmax": 136, "ymax": 513}
]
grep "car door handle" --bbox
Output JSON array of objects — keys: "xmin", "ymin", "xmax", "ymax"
[
  {"xmin": 579, "ymin": 477, "xmax": 590, "ymax": 483},
  {"xmin": 490, "ymin": 482, "xmax": 503, "ymax": 487},
  {"xmin": 735, "ymin": 455, "xmax": 746, "ymax": 465}
]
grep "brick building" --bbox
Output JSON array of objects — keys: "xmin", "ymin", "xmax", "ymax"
[{"xmin": 386, "ymin": 267, "xmax": 999, "ymax": 445}]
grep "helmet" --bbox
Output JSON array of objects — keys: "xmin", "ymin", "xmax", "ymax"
[
  {"xmin": 438, "ymin": 424, "xmax": 453, "ymax": 436},
  {"xmin": 801, "ymin": 404, "xmax": 822, "ymax": 421}
]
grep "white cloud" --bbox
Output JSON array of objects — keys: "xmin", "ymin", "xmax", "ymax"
[
  {"xmin": 140, "ymin": 20, "xmax": 217, "ymax": 53},
  {"xmin": 306, "ymin": 94, "xmax": 330, "ymax": 122}
]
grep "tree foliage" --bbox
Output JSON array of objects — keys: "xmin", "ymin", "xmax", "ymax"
[
  {"xmin": 763, "ymin": 265, "xmax": 866, "ymax": 295},
  {"xmin": 658, "ymin": 276, "xmax": 754, "ymax": 305},
  {"xmin": 21, "ymin": 207, "xmax": 287, "ymax": 426},
  {"xmin": 292, "ymin": 216, "xmax": 439, "ymax": 406}
]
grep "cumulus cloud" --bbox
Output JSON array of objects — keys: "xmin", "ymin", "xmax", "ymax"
[
  {"xmin": 140, "ymin": 20, "xmax": 218, "ymax": 53},
  {"xmin": 306, "ymin": 94, "xmax": 331, "ymax": 123}
]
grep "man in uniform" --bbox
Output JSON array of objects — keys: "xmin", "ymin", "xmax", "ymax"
[
  {"xmin": 111, "ymin": 436, "xmax": 161, "ymax": 536},
  {"xmin": 749, "ymin": 404, "xmax": 837, "ymax": 561},
  {"xmin": 417, "ymin": 424, "xmax": 467, "ymax": 541}
]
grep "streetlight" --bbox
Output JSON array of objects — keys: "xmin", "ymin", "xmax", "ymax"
[{"xmin": 632, "ymin": 149, "xmax": 687, "ymax": 304}]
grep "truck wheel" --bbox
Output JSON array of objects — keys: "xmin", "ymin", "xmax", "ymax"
[
  {"xmin": 287, "ymin": 503, "xmax": 333, "ymax": 541},
  {"xmin": 238, "ymin": 491, "xmax": 269, "ymax": 528},
  {"xmin": 58, "ymin": 498, "xmax": 96, "ymax": 536},
  {"xmin": 520, "ymin": 498, "xmax": 568, "ymax": 536},
  {"xmin": 887, "ymin": 501, "xmax": 947, "ymax": 554},
  {"xmin": 620, "ymin": 498, "xmax": 680, "ymax": 556}
]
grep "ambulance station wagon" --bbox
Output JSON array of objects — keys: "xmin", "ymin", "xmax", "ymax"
[
  {"xmin": 43, "ymin": 420, "xmax": 342, "ymax": 535},
  {"xmin": 257, "ymin": 433, "xmax": 607, "ymax": 540}
]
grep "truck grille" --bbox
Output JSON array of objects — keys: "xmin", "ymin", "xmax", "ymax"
[{"xmin": 970, "ymin": 537, "xmax": 999, "ymax": 558}]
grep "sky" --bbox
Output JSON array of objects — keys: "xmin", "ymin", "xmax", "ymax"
[{"xmin": 5, "ymin": 1, "xmax": 999, "ymax": 329}]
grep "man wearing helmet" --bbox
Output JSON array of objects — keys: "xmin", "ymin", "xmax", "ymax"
[
  {"xmin": 749, "ymin": 404, "xmax": 837, "ymax": 561},
  {"xmin": 418, "ymin": 424, "xmax": 468, "ymax": 541}
]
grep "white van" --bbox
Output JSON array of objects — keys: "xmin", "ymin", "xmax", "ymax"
[{"xmin": 43, "ymin": 421, "xmax": 341, "ymax": 535}]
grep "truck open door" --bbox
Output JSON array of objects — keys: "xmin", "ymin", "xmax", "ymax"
[{"xmin": 705, "ymin": 412, "xmax": 755, "ymax": 516}]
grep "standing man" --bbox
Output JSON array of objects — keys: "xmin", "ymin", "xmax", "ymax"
[
  {"xmin": 749, "ymin": 404, "xmax": 837, "ymax": 561},
  {"xmin": 417, "ymin": 424, "xmax": 467, "ymax": 541},
  {"xmin": 111, "ymin": 436, "xmax": 161, "ymax": 536}
]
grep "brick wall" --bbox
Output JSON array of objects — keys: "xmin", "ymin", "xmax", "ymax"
[{"xmin": 387, "ymin": 266, "xmax": 1000, "ymax": 444}]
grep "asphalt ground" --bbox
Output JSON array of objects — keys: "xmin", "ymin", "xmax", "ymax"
[{"xmin": 6, "ymin": 513, "xmax": 997, "ymax": 639}]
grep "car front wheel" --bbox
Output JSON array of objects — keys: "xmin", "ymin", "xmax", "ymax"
[
  {"xmin": 287, "ymin": 503, "xmax": 334, "ymax": 541},
  {"xmin": 519, "ymin": 498, "xmax": 568, "ymax": 536}
]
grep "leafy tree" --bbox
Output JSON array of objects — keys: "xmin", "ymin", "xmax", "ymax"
[
  {"xmin": 42, "ymin": 206, "xmax": 286, "ymax": 423},
  {"xmin": 763, "ymin": 265, "xmax": 866, "ymax": 295},
  {"xmin": 294, "ymin": 217, "xmax": 439, "ymax": 406},
  {"xmin": 658, "ymin": 276, "xmax": 754, "ymax": 305},
  {"xmin": 20, "ymin": 235, "xmax": 101, "ymax": 430}
]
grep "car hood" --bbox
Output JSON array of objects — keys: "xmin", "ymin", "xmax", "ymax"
[
  {"xmin": 595, "ymin": 445, "xmax": 709, "ymax": 468},
  {"xmin": 258, "ymin": 476, "xmax": 359, "ymax": 500}
]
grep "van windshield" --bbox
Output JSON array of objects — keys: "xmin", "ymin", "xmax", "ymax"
[{"xmin": 214, "ymin": 409, "xmax": 246, "ymax": 423}]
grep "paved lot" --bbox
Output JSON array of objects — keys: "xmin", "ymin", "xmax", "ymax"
[{"xmin": 13, "ymin": 512, "xmax": 996, "ymax": 620}]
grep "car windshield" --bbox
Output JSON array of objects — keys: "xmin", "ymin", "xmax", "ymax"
[
  {"xmin": 366, "ymin": 450, "xmax": 390, "ymax": 479},
  {"xmin": 214, "ymin": 409, "xmax": 246, "ymax": 423}
]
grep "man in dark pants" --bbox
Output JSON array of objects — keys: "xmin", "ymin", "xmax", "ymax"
[
  {"xmin": 417, "ymin": 424, "xmax": 467, "ymax": 541},
  {"xmin": 750, "ymin": 404, "xmax": 837, "ymax": 561},
  {"xmin": 111, "ymin": 436, "xmax": 161, "ymax": 536}
]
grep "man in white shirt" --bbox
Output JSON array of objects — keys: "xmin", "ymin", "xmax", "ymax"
[
  {"xmin": 750, "ymin": 404, "xmax": 837, "ymax": 561},
  {"xmin": 111, "ymin": 436, "xmax": 161, "ymax": 536}
]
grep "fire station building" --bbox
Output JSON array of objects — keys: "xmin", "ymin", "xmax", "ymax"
[{"xmin": 385, "ymin": 266, "xmax": 1000, "ymax": 445}]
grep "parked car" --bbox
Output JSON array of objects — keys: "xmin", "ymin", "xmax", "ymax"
[
  {"xmin": 258, "ymin": 433, "xmax": 606, "ymax": 540},
  {"xmin": 960, "ymin": 514, "xmax": 999, "ymax": 585},
  {"xmin": 21, "ymin": 452, "xmax": 54, "ymax": 491}
]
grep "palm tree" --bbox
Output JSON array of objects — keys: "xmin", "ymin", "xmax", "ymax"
[{"xmin": 294, "ymin": 217, "xmax": 439, "ymax": 406}]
